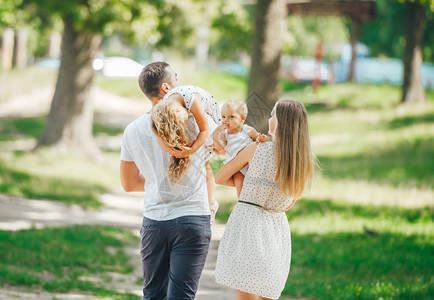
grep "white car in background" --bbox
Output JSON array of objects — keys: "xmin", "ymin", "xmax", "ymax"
[
  {"xmin": 282, "ymin": 57, "xmax": 331, "ymax": 83},
  {"xmin": 93, "ymin": 56, "xmax": 145, "ymax": 78},
  {"xmin": 39, "ymin": 56, "xmax": 145, "ymax": 78}
]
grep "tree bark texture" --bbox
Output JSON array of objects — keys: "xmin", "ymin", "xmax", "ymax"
[
  {"xmin": 14, "ymin": 27, "xmax": 28, "ymax": 69},
  {"xmin": 246, "ymin": 0, "xmax": 286, "ymax": 133},
  {"xmin": 37, "ymin": 17, "xmax": 102, "ymax": 158},
  {"xmin": 401, "ymin": 1, "xmax": 425, "ymax": 103},
  {"xmin": 1, "ymin": 28, "xmax": 14, "ymax": 71}
]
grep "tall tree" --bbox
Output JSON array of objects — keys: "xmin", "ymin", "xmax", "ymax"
[
  {"xmin": 401, "ymin": 0, "xmax": 427, "ymax": 103},
  {"xmin": 246, "ymin": 0, "xmax": 286, "ymax": 133},
  {"xmin": 0, "ymin": 0, "xmax": 20, "ymax": 71},
  {"xmin": 22, "ymin": 0, "xmax": 187, "ymax": 158}
]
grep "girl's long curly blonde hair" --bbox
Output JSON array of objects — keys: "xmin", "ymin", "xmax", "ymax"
[{"xmin": 151, "ymin": 100, "xmax": 191, "ymax": 184}]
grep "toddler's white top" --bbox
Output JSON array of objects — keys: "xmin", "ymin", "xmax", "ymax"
[{"xmin": 224, "ymin": 125, "xmax": 253, "ymax": 174}]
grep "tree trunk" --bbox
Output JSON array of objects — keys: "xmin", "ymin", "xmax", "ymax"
[
  {"xmin": 348, "ymin": 18, "xmax": 360, "ymax": 82},
  {"xmin": 1, "ymin": 28, "xmax": 14, "ymax": 71},
  {"xmin": 36, "ymin": 17, "xmax": 102, "ymax": 159},
  {"xmin": 14, "ymin": 27, "xmax": 28, "ymax": 69},
  {"xmin": 246, "ymin": 0, "xmax": 286, "ymax": 133},
  {"xmin": 401, "ymin": 1, "xmax": 425, "ymax": 103},
  {"xmin": 195, "ymin": 3, "xmax": 210, "ymax": 69}
]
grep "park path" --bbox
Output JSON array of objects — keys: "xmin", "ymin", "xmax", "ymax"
[
  {"xmin": 0, "ymin": 86, "xmax": 300, "ymax": 300},
  {"xmin": 0, "ymin": 192, "xmax": 235, "ymax": 299},
  {"xmin": 0, "ymin": 85, "xmax": 237, "ymax": 299}
]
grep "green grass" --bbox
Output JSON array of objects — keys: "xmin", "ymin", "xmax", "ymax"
[
  {"xmin": 0, "ymin": 115, "xmax": 125, "ymax": 208},
  {"xmin": 94, "ymin": 69, "xmax": 249, "ymax": 102},
  {"xmin": 0, "ymin": 116, "xmax": 124, "ymax": 142},
  {"xmin": 0, "ymin": 67, "xmax": 57, "ymax": 104},
  {"xmin": 0, "ymin": 150, "xmax": 122, "ymax": 208},
  {"xmin": 0, "ymin": 225, "xmax": 140, "ymax": 299},
  {"xmin": 212, "ymin": 82, "xmax": 434, "ymax": 300},
  {"xmin": 94, "ymin": 75, "xmax": 144, "ymax": 98},
  {"xmin": 181, "ymin": 70, "xmax": 248, "ymax": 102},
  {"xmin": 2, "ymin": 67, "xmax": 434, "ymax": 299},
  {"xmin": 0, "ymin": 160, "xmax": 107, "ymax": 208}
]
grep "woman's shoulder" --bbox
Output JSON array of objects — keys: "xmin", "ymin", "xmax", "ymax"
[
  {"xmin": 248, "ymin": 141, "xmax": 274, "ymax": 160},
  {"xmin": 258, "ymin": 141, "xmax": 274, "ymax": 151}
]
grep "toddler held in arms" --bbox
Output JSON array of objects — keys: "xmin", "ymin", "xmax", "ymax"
[
  {"xmin": 151, "ymin": 85, "xmax": 220, "ymax": 223},
  {"xmin": 213, "ymin": 99, "xmax": 268, "ymax": 198}
]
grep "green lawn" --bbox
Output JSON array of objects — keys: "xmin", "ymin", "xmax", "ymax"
[
  {"xmin": 94, "ymin": 68, "xmax": 248, "ymax": 102},
  {"xmin": 0, "ymin": 225, "xmax": 140, "ymax": 299},
  {"xmin": 213, "ymin": 83, "xmax": 434, "ymax": 299},
  {"xmin": 1, "ymin": 66, "xmax": 433, "ymax": 299}
]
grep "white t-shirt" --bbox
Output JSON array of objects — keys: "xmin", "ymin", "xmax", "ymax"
[{"xmin": 120, "ymin": 113, "xmax": 212, "ymax": 221}]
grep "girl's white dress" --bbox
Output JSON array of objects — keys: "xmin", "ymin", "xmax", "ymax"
[
  {"xmin": 215, "ymin": 142, "xmax": 295, "ymax": 299},
  {"xmin": 223, "ymin": 125, "xmax": 253, "ymax": 175},
  {"xmin": 164, "ymin": 85, "xmax": 221, "ymax": 160}
]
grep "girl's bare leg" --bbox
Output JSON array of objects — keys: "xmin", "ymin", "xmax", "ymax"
[
  {"xmin": 235, "ymin": 290, "xmax": 274, "ymax": 300},
  {"xmin": 233, "ymin": 172, "xmax": 245, "ymax": 198},
  {"xmin": 235, "ymin": 290, "xmax": 258, "ymax": 300},
  {"xmin": 205, "ymin": 161, "xmax": 218, "ymax": 224}
]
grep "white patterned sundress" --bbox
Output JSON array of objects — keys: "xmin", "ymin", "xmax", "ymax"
[
  {"xmin": 215, "ymin": 142, "xmax": 295, "ymax": 299},
  {"xmin": 164, "ymin": 85, "xmax": 221, "ymax": 160}
]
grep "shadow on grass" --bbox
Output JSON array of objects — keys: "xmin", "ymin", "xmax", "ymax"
[
  {"xmin": 386, "ymin": 112, "xmax": 434, "ymax": 130},
  {"xmin": 0, "ymin": 116, "xmax": 45, "ymax": 141},
  {"xmin": 318, "ymin": 136, "xmax": 434, "ymax": 187},
  {"xmin": 0, "ymin": 116, "xmax": 125, "ymax": 142},
  {"xmin": 215, "ymin": 196, "xmax": 434, "ymax": 225},
  {"xmin": 289, "ymin": 198, "xmax": 433, "ymax": 224},
  {"xmin": 0, "ymin": 162, "xmax": 106, "ymax": 208},
  {"xmin": 284, "ymin": 231, "xmax": 433, "ymax": 299},
  {"xmin": 0, "ymin": 225, "xmax": 139, "ymax": 299}
]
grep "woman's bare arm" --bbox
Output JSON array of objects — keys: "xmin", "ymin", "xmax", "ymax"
[{"xmin": 215, "ymin": 142, "xmax": 257, "ymax": 186}]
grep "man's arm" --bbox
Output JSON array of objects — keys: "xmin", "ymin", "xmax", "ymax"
[{"xmin": 120, "ymin": 160, "xmax": 145, "ymax": 192}]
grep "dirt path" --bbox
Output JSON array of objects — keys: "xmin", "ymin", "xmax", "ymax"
[
  {"xmin": 0, "ymin": 87, "xmax": 299, "ymax": 299},
  {"xmin": 0, "ymin": 87, "xmax": 236, "ymax": 299},
  {"xmin": 0, "ymin": 192, "xmax": 235, "ymax": 299}
]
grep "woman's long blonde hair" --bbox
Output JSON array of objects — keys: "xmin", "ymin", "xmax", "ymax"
[
  {"xmin": 151, "ymin": 100, "xmax": 191, "ymax": 184},
  {"xmin": 273, "ymin": 100, "xmax": 315, "ymax": 199}
]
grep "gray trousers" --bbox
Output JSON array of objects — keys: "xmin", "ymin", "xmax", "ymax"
[{"xmin": 140, "ymin": 215, "xmax": 211, "ymax": 300}]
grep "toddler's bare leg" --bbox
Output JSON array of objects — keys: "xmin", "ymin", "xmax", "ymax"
[{"xmin": 233, "ymin": 172, "xmax": 245, "ymax": 198}]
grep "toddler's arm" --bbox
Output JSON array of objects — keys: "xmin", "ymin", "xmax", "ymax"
[
  {"xmin": 247, "ymin": 126, "xmax": 269, "ymax": 143},
  {"xmin": 247, "ymin": 126, "xmax": 259, "ymax": 141}
]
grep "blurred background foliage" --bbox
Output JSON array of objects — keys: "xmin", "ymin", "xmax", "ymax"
[
  {"xmin": 0, "ymin": 0, "xmax": 432, "ymax": 63},
  {"xmin": 0, "ymin": 0, "xmax": 433, "ymax": 299}
]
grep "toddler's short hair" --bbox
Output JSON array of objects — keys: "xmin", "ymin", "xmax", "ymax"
[{"xmin": 222, "ymin": 99, "xmax": 248, "ymax": 116}]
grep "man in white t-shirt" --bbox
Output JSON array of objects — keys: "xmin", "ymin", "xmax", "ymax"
[{"xmin": 120, "ymin": 62, "xmax": 214, "ymax": 300}]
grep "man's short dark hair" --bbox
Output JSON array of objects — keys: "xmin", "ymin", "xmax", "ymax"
[{"xmin": 138, "ymin": 61, "xmax": 170, "ymax": 99}]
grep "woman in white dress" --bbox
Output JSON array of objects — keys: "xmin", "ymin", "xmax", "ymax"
[{"xmin": 214, "ymin": 100, "xmax": 316, "ymax": 300}]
